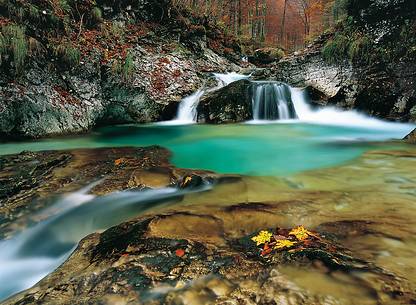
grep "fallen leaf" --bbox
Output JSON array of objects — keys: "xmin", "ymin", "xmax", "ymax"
[
  {"xmin": 114, "ymin": 158, "xmax": 124, "ymax": 166},
  {"xmin": 251, "ymin": 230, "xmax": 273, "ymax": 246},
  {"xmin": 175, "ymin": 249, "xmax": 185, "ymax": 257},
  {"xmin": 289, "ymin": 226, "xmax": 313, "ymax": 241},
  {"xmin": 273, "ymin": 239, "xmax": 296, "ymax": 250}
]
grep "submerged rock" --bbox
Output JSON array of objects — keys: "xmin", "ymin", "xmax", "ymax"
[
  {"xmin": 0, "ymin": 147, "xmax": 223, "ymax": 239},
  {"xmin": 3, "ymin": 146, "xmax": 416, "ymax": 304}
]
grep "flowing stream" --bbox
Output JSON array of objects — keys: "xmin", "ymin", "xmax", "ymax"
[
  {"xmin": 0, "ymin": 185, "xmax": 212, "ymax": 301},
  {"xmin": 0, "ymin": 72, "xmax": 415, "ymax": 302}
]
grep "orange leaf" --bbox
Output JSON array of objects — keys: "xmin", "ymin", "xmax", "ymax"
[{"xmin": 114, "ymin": 158, "xmax": 124, "ymax": 166}]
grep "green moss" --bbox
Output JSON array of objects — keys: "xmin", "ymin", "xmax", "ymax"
[
  {"xmin": 91, "ymin": 7, "xmax": 103, "ymax": 24},
  {"xmin": 54, "ymin": 42, "xmax": 80, "ymax": 67},
  {"xmin": 348, "ymin": 35, "xmax": 372, "ymax": 63},
  {"xmin": 1, "ymin": 25, "xmax": 28, "ymax": 74},
  {"xmin": 322, "ymin": 34, "xmax": 349, "ymax": 63}
]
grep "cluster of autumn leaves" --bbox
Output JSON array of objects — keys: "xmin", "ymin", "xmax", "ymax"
[{"xmin": 251, "ymin": 226, "xmax": 321, "ymax": 256}]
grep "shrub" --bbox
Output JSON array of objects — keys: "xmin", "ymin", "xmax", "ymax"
[
  {"xmin": 27, "ymin": 4, "xmax": 41, "ymax": 21},
  {"xmin": 111, "ymin": 50, "xmax": 135, "ymax": 82},
  {"xmin": 122, "ymin": 51, "xmax": 134, "ymax": 81},
  {"xmin": 28, "ymin": 37, "xmax": 43, "ymax": 56},
  {"xmin": 110, "ymin": 21, "xmax": 124, "ymax": 39},
  {"xmin": 58, "ymin": 0, "xmax": 71, "ymax": 14}
]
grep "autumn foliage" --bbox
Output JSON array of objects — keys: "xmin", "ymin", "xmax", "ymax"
[{"xmin": 173, "ymin": 0, "xmax": 348, "ymax": 51}]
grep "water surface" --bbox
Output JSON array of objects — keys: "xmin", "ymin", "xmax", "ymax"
[{"xmin": 0, "ymin": 123, "xmax": 412, "ymax": 176}]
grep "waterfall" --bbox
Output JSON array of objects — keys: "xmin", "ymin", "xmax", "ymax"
[
  {"xmin": 213, "ymin": 72, "xmax": 251, "ymax": 86},
  {"xmin": 175, "ymin": 89, "xmax": 205, "ymax": 123},
  {"xmin": 289, "ymin": 87, "xmax": 415, "ymax": 130},
  {"xmin": 165, "ymin": 72, "xmax": 252, "ymax": 125},
  {"xmin": 251, "ymin": 82, "xmax": 297, "ymax": 121}
]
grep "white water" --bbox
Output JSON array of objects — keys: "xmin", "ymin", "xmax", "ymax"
[
  {"xmin": 173, "ymin": 89, "xmax": 206, "ymax": 124},
  {"xmin": 252, "ymin": 82, "xmax": 295, "ymax": 120},
  {"xmin": 0, "ymin": 185, "xmax": 212, "ymax": 301},
  {"xmin": 171, "ymin": 73, "xmax": 413, "ymax": 134},
  {"xmin": 213, "ymin": 72, "xmax": 251, "ymax": 86},
  {"xmin": 289, "ymin": 87, "xmax": 414, "ymax": 133},
  {"xmin": 246, "ymin": 82, "xmax": 413, "ymax": 135},
  {"xmin": 162, "ymin": 72, "xmax": 252, "ymax": 125}
]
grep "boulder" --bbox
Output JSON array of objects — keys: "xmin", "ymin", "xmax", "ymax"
[
  {"xmin": 197, "ymin": 79, "xmax": 253, "ymax": 123},
  {"xmin": 250, "ymin": 47, "xmax": 285, "ymax": 65}
]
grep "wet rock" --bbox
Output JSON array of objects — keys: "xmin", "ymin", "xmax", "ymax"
[
  {"xmin": 0, "ymin": 147, "xmax": 221, "ymax": 239},
  {"xmin": 5, "ymin": 215, "xmax": 416, "ymax": 305},
  {"xmin": 197, "ymin": 79, "xmax": 252, "ymax": 123},
  {"xmin": 404, "ymin": 128, "xmax": 416, "ymax": 143}
]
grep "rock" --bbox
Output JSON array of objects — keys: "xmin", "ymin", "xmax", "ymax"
[
  {"xmin": 269, "ymin": 0, "xmax": 416, "ymax": 122},
  {"xmin": 250, "ymin": 47, "xmax": 285, "ymax": 65},
  {"xmin": 0, "ymin": 1, "xmax": 243, "ymax": 139},
  {"xmin": 404, "ymin": 128, "xmax": 416, "ymax": 143},
  {"xmin": 197, "ymin": 79, "xmax": 252, "ymax": 123},
  {"xmin": 305, "ymin": 85, "xmax": 330, "ymax": 107},
  {"xmin": 5, "ymin": 214, "xmax": 416, "ymax": 305},
  {"xmin": 0, "ymin": 147, "xmax": 224, "ymax": 239}
]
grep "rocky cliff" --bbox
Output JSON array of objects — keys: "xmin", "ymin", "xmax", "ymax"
[
  {"xmin": 0, "ymin": 0, "xmax": 243, "ymax": 138},
  {"xmin": 271, "ymin": 0, "xmax": 416, "ymax": 122}
]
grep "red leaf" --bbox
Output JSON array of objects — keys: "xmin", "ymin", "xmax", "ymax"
[{"xmin": 175, "ymin": 249, "xmax": 185, "ymax": 257}]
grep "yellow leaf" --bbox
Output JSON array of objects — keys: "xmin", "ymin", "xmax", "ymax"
[
  {"xmin": 251, "ymin": 230, "xmax": 272, "ymax": 246},
  {"xmin": 273, "ymin": 239, "xmax": 296, "ymax": 250},
  {"xmin": 289, "ymin": 226, "xmax": 313, "ymax": 241}
]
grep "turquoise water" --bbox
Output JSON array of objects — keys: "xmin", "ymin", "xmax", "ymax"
[{"xmin": 0, "ymin": 123, "xmax": 411, "ymax": 176}]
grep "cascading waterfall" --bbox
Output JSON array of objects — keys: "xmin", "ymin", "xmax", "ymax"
[
  {"xmin": 251, "ymin": 82, "xmax": 297, "ymax": 120},
  {"xmin": 0, "ymin": 183, "xmax": 212, "ymax": 301},
  {"xmin": 168, "ymin": 72, "xmax": 252, "ymax": 125},
  {"xmin": 169, "ymin": 71, "xmax": 414, "ymax": 129},
  {"xmin": 213, "ymin": 72, "xmax": 251, "ymax": 86},
  {"xmin": 175, "ymin": 89, "xmax": 205, "ymax": 123}
]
